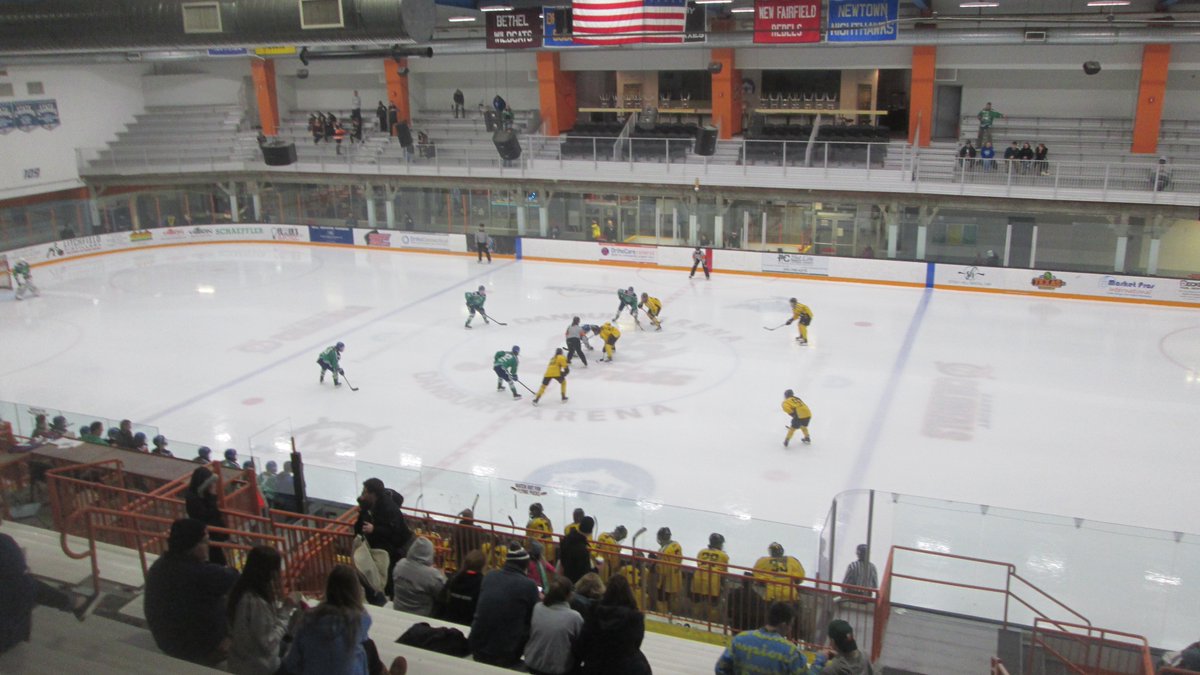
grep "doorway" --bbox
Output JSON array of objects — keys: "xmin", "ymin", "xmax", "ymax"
[{"xmin": 932, "ymin": 85, "xmax": 962, "ymax": 141}]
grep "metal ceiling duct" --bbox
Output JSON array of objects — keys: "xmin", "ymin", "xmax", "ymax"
[{"xmin": 0, "ymin": 0, "xmax": 437, "ymax": 54}]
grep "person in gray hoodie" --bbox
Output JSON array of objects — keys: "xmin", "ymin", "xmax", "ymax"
[
  {"xmin": 811, "ymin": 619, "xmax": 874, "ymax": 675},
  {"xmin": 392, "ymin": 536, "xmax": 445, "ymax": 616}
]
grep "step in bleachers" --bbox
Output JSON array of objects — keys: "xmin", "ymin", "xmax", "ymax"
[{"xmin": 3, "ymin": 520, "xmax": 151, "ymax": 590}]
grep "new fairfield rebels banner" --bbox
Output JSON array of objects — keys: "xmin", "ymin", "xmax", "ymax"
[
  {"xmin": 827, "ymin": 0, "xmax": 898, "ymax": 42},
  {"xmin": 753, "ymin": 0, "xmax": 819, "ymax": 44},
  {"xmin": 487, "ymin": 8, "xmax": 543, "ymax": 49}
]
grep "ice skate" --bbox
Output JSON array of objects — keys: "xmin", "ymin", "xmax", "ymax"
[
  {"xmin": 512, "ymin": 393, "xmax": 522, "ymax": 400},
  {"xmin": 532, "ymin": 398, "xmax": 540, "ymax": 406},
  {"xmin": 783, "ymin": 438, "xmax": 789, "ymax": 447},
  {"xmin": 497, "ymin": 383, "xmax": 504, "ymax": 391},
  {"xmin": 801, "ymin": 437, "xmax": 811, "ymax": 444},
  {"xmin": 320, "ymin": 372, "xmax": 325, "ymax": 384},
  {"xmin": 561, "ymin": 397, "xmax": 568, "ymax": 403},
  {"xmin": 334, "ymin": 380, "xmax": 342, "ymax": 387}
]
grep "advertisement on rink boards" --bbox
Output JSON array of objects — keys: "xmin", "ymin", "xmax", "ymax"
[
  {"xmin": 932, "ymin": 264, "xmax": 1199, "ymax": 305},
  {"xmin": 753, "ymin": 0, "xmax": 821, "ymax": 44},
  {"xmin": 761, "ymin": 251, "xmax": 830, "ymax": 276},
  {"xmin": 309, "ymin": 226, "xmax": 354, "ymax": 245},
  {"xmin": 598, "ymin": 243, "xmax": 659, "ymax": 265},
  {"xmin": 355, "ymin": 229, "xmax": 452, "ymax": 251}
]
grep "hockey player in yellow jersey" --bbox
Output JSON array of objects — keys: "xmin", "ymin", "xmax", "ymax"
[
  {"xmin": 653, "ymin": 527, "xmax": 683, "ymax": 613},
  {"xmin": 690, "ymin": 533, "xmax": 729, "ymax": 620},
  {"xmin": 753, "ymin": 542, "xmax": 806, "ymax": 602},
  {"xmin": 781, "ymin": 389, "xmax": 812, "ymax": 446},
  {"xmin": 526, "ymin": 502, "xmax": 555, "ymax": 562},
  {"xmin": 597, "ymin": 322, "xmax": 621, "ymax": 362},
  {"xmin": 786, "ymin": 298, "xmax": 813, "ymax": 345},
  {"xmin": 594, "ymin": 525, "xmax": 627, "ymax": 582},
  {"xmin": 563, "ymin": 507, "xmax": 587, "ymax": 538},
  {"xmin": 532, "ymin": 348, "xmax": 569, "ymax": 406},
  {"xmin": 638, "ymin": 292, "xmax": 663, "ymax": 331}
]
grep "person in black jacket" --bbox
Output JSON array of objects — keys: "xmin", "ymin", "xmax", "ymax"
[
  {"xmin": 560, "ymin": 516, "xmax": 596, "ymax": 584},
  {"xmin": 185, "ymin": 466, "xmax": 228, "ymax": 566},
  {"xmin": 376, "ymin": 101, "xmax": 387, "ymax": 133},
  {"xmin": 144, "ymin": 519, "xmax": 239, "ymax": 665},
  {"xmin": 470, "ymin": 542, "xmax": 540, "ymax": 667},
  {"xmin": 439, "ymin": 549, "xmax": 485, "ymax": 625},
  {"xmin": 355, "ymin": 477, "xmax": 413, "ymax": 597},
  {"xmin": 579, "ymin": 574, "xmax": 651, "ymax": 675},
  {"xmin": 115, "ymin": 419, "xmax": 137, "ymax": 450}
]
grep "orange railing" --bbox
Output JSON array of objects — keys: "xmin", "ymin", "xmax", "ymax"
[
  {"xmin": 871, "ymin": 545, "xmax": 1092, "ymax": 662},
  {"xmin": 991, "ymin": 656, "xmax": 1012, "ymax": 675},
  {"xmin": 1030, "ymin": 618, "xmax": 1155, "ymax": 675}
]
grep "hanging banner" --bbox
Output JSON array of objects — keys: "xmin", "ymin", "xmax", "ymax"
[
  {"xmin": 753, "ymin": 0, "xmax": 820, "ymax": 44},
  {"xmin": 0, "ymin": 103, "xmax": 14, "ymax": 135},
  {"xmin": 8, "ymin": 99, "xmax": 60, "ymax": 132},
  {"xmin": 543, "ymin": 6, "xmax": 578, "ymax": 47},
  {"xmin": 826, "ymin": 0, "xmax": 898, "ymax": 42},
  {"xmin": 486, "ymin": 8, "xmax": 543, "ymax": 49}
]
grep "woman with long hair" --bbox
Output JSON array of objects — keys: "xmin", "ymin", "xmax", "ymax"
[
  {"xmin": 185, "ymin": 466, "xmax": 228, "ymax": 565},
  {"xmin": 281, "ymin": 565, "xmax": 374, "ymax": 675},
  {"xmin": 578, "ymin": 574, "xmax": 651, "ymax": 674},
  {"xmin": 226, "ymin": 546, "xmax": 298, "ymax": 675},
  {"xmin": 438, "ymin": 549, "xmax": 485, "ymax": 625}
]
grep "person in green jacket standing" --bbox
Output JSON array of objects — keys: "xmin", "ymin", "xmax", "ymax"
[{"xmin": 977, "ymin": 101, "xmax": 1004, "ymax": 145}]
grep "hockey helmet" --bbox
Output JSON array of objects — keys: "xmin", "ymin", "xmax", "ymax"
[
  {"xmin": 768, "ymin": 542, "xmax": 785, "ymax": 557},
  {"xmin": 554, "ymin": 347, "xmax": 563, "ymax": 356},
  {"xmin": 153, "ymin": 435, "xmax": 167, "ymax": 446},
  {"xmin": 224, "ymin": 448, "xmax": 238, "ymax": 461},
  {"xmin": 789, "ymin": 297, "xmax": 798, "ymax": 304},
  {"xmin": 613, "ymin": 525, "xmax": 628, "ymax": 540},
  {"xmin": 657, "ymin": 527, "xmax": 672, "ymax": 544},
  {"xmin": 336, "ymin": 341, "xmax": 345, "ymax": 351},
  {"xmin": 710, "ymin": 532, "xmax": 725, "ymax": 549},
  {"xmin": 784, "ymin": 389, "xmax": 794, "ymax": 398},
  {"xmin": 529, "ymin": 502, "xmax": 544, "ymax": 515},
  {"xmin": 512, "ymin": 345, "xmax": 521, "ymax": 354},
  {"xmin": 133, "ymin": 432, "xmax": 146, "ymax": 444},
  {"xmin": 478, "ymin": 285, "xmax": 486, "ymax": 293},
  {"xmin": 627, "ymin": 286, "xmax": 634, "ymax": 293}
]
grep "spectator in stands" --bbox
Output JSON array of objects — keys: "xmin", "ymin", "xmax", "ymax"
[
  {"xmin": 1018, "ymin": 142, "xmax": 1035, "ymax": 174},
  {"xmin": 387, "ymin": 103, "xmax": 399, "ymax": 137},
  {"xmin": 439, "ymin": 549, "xmax": 485, "ymax": 625},
  {"xmin": 115, "ymin": 419, "xmax": 136, "ymax": 449},
  {"xmin": 222, "ymin": 448, "xmax": 241, "ymax": 470},
  {"xmin": 81, "ymin": 421, "xmax": 106, "ymax": 445},
  {"xmin": 493, "ymin": 93, "xmax": 508, "ymax": 114},
  {"xmin": 715, "ymin": 601, "xmax": 806, "ymax": 675},
  {"xmin": 726, "ymin": 571, "xmax": 769, "ymax": 633},
  {"xmin": 550, "ymin": 225, "xmax": 561, "ymax": 239},
  {"xmin": 185, "ymin": 466, "xmax": 229, "ymax": 566},
  {"xmin": 152, "ymin": 434, "xmax": 173, "ymax": 457},
  {"xmin": 194, "ymin": 446, "xmax": 212, "ymax": 464},
  {"xmin": 726, "ymin": 226, "xmax": 741, "ymax": 249},
  {"xmin": 980, "ymin": 141, "xmax": 996, "ymax": 171},
  {"xmin": 986, "ymin": 249, "xmax": 1001, "ymax": 266},
  {"xmin": 1161, "ymin": 640, "xmax": 1200, "ymax": 671},
  {"xmin": 106, "ymin": 427, "xmax": 122, "ymax": 446},
  {"xmin": 699, "ymin": 232, "xmax": 712, "ymax": 247},
  {"xmin": 571, "ymin": 573, "xmax": 605, "ymax": 616},
  {"xmin": 450, "ymin": 509, "xmax": 483, "ymax": 568},
  {"xmin": 811, "ymin": 619, "xmax": 873, "ymax": 674},
  {"xmin": 356, "ymin": 477, "xmax": 413, "ymax": 598},
  {"xmin": 560, "ymin": 516, "xmax": 596, "ymax": 584},
  {"xmin": 145, "ymin": 518, "xmax": 239, "ymax": 665},
  {"xmin": 525, "ymin": 575, "xmax": 584, "ymax": 675},
  {"xmin": 0, "ymin": 512, "xmax": 98, "ymax": 655},
  {"xmin": 578, "ymin": 574, "xmax": 651, "ymax": 675},
  {"xmin": 325, "ymin": 113, "xmax": 336, "ymax": 142},
  {"xmin": 860, "ymin": 245, "xmax": 875, "ymax": 259},
  {"xmin": 841, "ymin": 544, "xmax": 879, "ymax": 596},
  {"xmin": 131, "ymin": 432, "xmax": 148, "ymax": 453},
  {"xmin": 453, "ymin": 88, "xmax": 465, "ymax": 119},
  {"xmin": 227, "ymin": 546, "xmax": 300, "ymax": 675},
  {"xmin": 334, "ymin": 122, "xmax": 347, "ymax": 155},
  {"xmin": 28, "ymin": 414, "xmax": 51, "ymax": 444},
  {"xmin": 47, "ymin": 415, "xmax": 70, "ymax": 439},
  {"xmin": 351, "ymin": 90, "xmax": 361, "ymax": 121},
  {"xmin": 977, "ymin": 101, "xmax": 1003, "ymax": 145},
  {"xmin": 604, "ymin": 218, "xmax": 618, "ymax": 242},
  {"xmin": 958, "ymin": 140, "xmax": 976, "ymax": 174},
  {"xmin": 281, "ymin": 564, "xmax": 375, "ymax": 675},
  {"xmin": 1155, "ymin": 156, "xmax": 1172, "ymax": 192},
  {"xmin": 1003, "ymin": 141, "xmax": 1019, "ymax": 170},
  {"xmin": 352, "ymin": 117, "xmax": 363, "ymax": 144},
  {"xmin": 1035, "ymin": 142, "xmax": 1049, "ymax": 175},
  {"xmin": 313, "ymin": 113, "xmax": 326, "ymax": 145},
  {"xmin": 470, "ymin": 542, "xmax": 540, "ymax": 667},
  {"xmin": 527, "ymin": 540, "xmax": 557, "ymax": 590},
  {"xmin": 502, "ymin": 106, "xmax": 515, "ymax": 131},
  {"xmin": 376, "ymin": 101, "xmax": 387, "ymax": 133},
  {"xmin": 391, "ymin": 536, "xmax": 445, "ymax": 617}
]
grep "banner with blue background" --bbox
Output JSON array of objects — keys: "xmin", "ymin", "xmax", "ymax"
[{"xmin": 826, "ymin": 0, "xmax": 898, "ymax": 42}]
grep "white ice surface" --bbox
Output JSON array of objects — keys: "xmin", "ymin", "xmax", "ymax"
[{"xmin": 2, "ymin": 243, "xmax": 1199, "ymax": 645}]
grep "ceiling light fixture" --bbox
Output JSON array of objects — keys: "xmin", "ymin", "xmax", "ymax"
[
  {"xmin": 694, "ymin": 0, "xmax": 732, "ymax": 4},
  {"xmin": 730, "ymin": 6, "xmax": 755, "ymax": 12},
  {"xmin": 959, "ymin": 1, "xmax": 999, "ymax": 7},
  {"xmin": 1086, "ymin": 0, "xmax": 1131, "ymax": 5},
  {"xmin": 479, "ymin": 5, "xmax": 514, "ymax": 11},
  {"xmin": 447, "ymin": 15, "xmax": 477, "ymax": 22}
]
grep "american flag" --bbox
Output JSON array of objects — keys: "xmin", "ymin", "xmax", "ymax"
[{"xmin": 571, "ymin": 0, "xmax": 688, "ymax": 45}]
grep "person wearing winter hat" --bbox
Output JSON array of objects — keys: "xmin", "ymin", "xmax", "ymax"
[
  {"xmin": 469, "ymin": 541, "xmax": 540, "ymax": 667},
  {"xmin": 194, "ymin": 446, "xmax": 213, "ymax": 464},
  {"xmin": 810, "ymin": 619, "xmax": 873, "ymax": 674},
  {"xmin": 391, "ymin": 536, "xmax": 446, "ymax": 616},
  {"xmin": 185, "ymin": 467, "xmax": 229, "ymax": 566},
  {"xmin": 221, "ymin": 448, "xmax": 241, "ymax": 470},
  {"xmin": 144, "ymin": 519, "xmax": 238, "ymax": 665}
]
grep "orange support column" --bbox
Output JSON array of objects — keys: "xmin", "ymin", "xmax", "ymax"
[
  {"xmin": 1132, "ymin": 44, "xmax": 1170, "ymax": 155},
  {"xmin": 537, "ymin": 52, "xmax": 577, "ymax": 137},
  {"xmin": 909, "ymin": 46, "xmax": 935, "ymax": 147},
  {"xmin": 251, "ymin": 59, "xmax": 280, "ymax": 136},
  {"xmin": 385, "ymin": 59, "xmax": 411, "ymax": 124},
  {"xmin": 710, "ymin": 48, "xmax": 742, "ymax": 139}
]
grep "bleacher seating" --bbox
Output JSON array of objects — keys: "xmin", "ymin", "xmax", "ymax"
[
  {"xmin": 959, "ymin": 115, "xmax": 1200, "ymax": 164},
  {"xmin": 561, "ymin": 121, "xmax": 625, "ymax": 159},
  {"xmin": 630, "ymin": 123, "xmax": 699, "ymax": 161},
  {"xmin": 88, "ymin": 105, "xmax": 259, "ymax": 171},
  {"xmin": 741, "ymin": 124, "xmax": 889, "ymax": 166}
]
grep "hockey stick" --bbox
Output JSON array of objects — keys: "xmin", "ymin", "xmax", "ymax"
[
  {"xmin": 340, "ymin": 372, "xmax": 360, "ymax": 391},
  {"xmin": 480, "ymin": 310, "xmax": 507, "ymax": 326},
  {"xmin": 763, "ymin": 322, "xmax": 790, "ymax": 331},
  {"xmin": 630, "ymin": 526, "xmax": 648, "ymax": 550},
  {"xmin": 471, "ymin": 493, "xmax": 480, "ymax": 512},
  {"xmin": 515, "ymin": 379, "xmax": 537, "ymax": 396}
]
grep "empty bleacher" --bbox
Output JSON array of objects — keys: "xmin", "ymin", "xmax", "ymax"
[
  {"xmin": 630, "ymin": 123, "xmax": 699, "ymax": 162},
  {"xmin": 87, "ymin": 105, "xmax": 259, "ymax": 171},
  {"xmin": 560, "ymin": 121, "xmax": 625, "ymax": 160}
]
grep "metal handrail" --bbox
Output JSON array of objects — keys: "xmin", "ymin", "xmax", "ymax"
[{"xmin": 1031, "ymin": 618, "xmax": 1155, "ymax": 675}]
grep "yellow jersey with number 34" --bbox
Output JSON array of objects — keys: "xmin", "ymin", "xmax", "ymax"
[{"xmin": 782, "ymin": 396, "xmax": 811, "ymax": 419}]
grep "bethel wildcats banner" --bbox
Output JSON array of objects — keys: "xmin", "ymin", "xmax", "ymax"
[
  {"xmin": 486, "ymin": 8, "xmax": 543, "ymax": 49},
  {"xmin": 753, "ymin": 0, "xmax": 820, "ymax": 44}
]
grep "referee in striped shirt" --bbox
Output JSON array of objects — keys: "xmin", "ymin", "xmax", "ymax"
[{"xmin": 842, "ymin": 544, "xmax": 878, "ymax": 596}]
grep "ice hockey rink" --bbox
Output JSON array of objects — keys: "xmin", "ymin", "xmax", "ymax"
[{"xmin": 2, "ymin": 242, "xmax": 1198, "ymax": 643}]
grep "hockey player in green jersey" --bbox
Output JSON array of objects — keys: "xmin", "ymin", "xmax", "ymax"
[
  {"xmin": 317, "ymin": 342, "xmax": 345, "ymax": 386},
  {"xmin": 493, "ymin": 346, "xmax": 522, "ymax": 399},
  {"xmin": 12, "ymin": 259, "xmax": 38, "ymax": 300},
  {"xmin": 613, "ymin": 286, "xmax": 640, "ymax": 326},
  {"xmin": 465, "ymin": 285, "xmax": 489, "ymax": 328}
]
